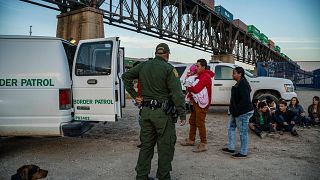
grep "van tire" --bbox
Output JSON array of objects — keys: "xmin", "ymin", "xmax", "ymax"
[{"xmin": 254, "ymin": 92, "xmax": 279, "ymax": 104}]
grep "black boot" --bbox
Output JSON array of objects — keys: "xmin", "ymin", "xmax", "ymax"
[{"xmin": 291, "ymin": 129, "xmax": 298, "ymax": 136}]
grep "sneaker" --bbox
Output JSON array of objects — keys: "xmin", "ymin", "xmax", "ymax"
[
  {"xmin": 180, "ymin": 138, "xmax": 195, "ymax": 146},
  {"xmin": 291, "ymin": 129, "xmax": 299, "ymax": 136},
  {"xmin": 306, "ymin": 125, "xmax": 311, "ymax": 129},
  {"xmin": 231, "ymin": 153, "xmax": 247, "ymax": 159},
  {"xmin": 267, "ymin": 132, "xmax": 278, "ymax": 138},
  {"xmin": 192, "ymin": 143, "xmax": 208, "ymax": 153},
  {"xmin": 259, "ymin": 132, "xmax": 267, "ymax": 139},
  {"xmin": 278, "ymin": 131, "xmax": 284, "ymax": 135},
  {"xmin": 222, "ymin": 148, "xmax": 235, "ymax": 154}
]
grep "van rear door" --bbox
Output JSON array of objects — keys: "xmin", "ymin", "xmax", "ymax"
[{"xmin": 72, "ymin": 37, "xmax": 122, "ymax": 122}]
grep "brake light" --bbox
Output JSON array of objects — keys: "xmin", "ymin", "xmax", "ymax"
[{"xmin": 59, "ymin": 89, "xmax": 71, "ymax": 110}]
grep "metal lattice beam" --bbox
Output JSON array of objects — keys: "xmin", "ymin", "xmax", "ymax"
[{"xmin": 20, "ymin": 0, "xmax": 293, "ymax": 66}]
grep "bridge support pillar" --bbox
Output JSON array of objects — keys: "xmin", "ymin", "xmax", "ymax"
[
  {"xmin": 56, "ymin": 7, "xmax": 104, "ymax": 44},
  {"xmin": 211, "ymin": 54, "xmax": 235, "ymax": 64}
]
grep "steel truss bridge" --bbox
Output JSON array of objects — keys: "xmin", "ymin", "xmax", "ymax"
[{"xmin": 21, "ymin": 0, "xmax": 299, "ymax": 67}]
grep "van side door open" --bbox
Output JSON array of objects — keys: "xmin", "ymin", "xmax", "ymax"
[
  {"xmin": 72, "ymin": 37, "xmax": 122, "ymax": 122},
  {"xmin": 118, "ymin": 48, "xmax": 126, "ymax": 109}
]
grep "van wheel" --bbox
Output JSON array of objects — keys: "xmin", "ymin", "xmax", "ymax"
[{"xmin": 254, "ymin": 92, "xmax": 279, "ymax": 104}]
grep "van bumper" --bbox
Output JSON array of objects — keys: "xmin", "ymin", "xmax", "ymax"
[
  {"xmin": 61, "ymin": 121, "xmax": 93, "ymax": 137},
  {"xmin": 281, "ymin": 92, "xmax": 297, "ymax": 101}
]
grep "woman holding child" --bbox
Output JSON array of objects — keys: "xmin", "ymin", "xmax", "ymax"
[{"xmin": 180, "ymin": 59, "xmax": 215, "ymax": 153}]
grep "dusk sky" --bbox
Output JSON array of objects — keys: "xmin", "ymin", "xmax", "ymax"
[{"xmin": 1, "ymin": 0, "xmax": 319, "ymax": 66}]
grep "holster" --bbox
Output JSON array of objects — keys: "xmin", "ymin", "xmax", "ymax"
[{"xmin": 162, "ymin": 101, "xmax": 178, "ymax": 123}]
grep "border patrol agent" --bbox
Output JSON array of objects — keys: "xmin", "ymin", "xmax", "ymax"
[{"xmin": 122, "ymin": 43, "xmax": 186, "ymax": 180}]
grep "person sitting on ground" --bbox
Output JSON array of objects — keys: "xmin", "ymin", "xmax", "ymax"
[
  {"xmin": 249, "ymin": 102, "xmax": 276, "ymax": 138},
  {"xmin": 288, "ymin": 97, "xmax": 310, "ymax": 128},
  {"xmin": 252, "ymin": 98, "xmax": 260, "ymax": 110},
  {"xmin": 274, "ymin": 101, "xmax": 299, "ymax": 136},
  {"xmin": 265, "ymin": 96, "xmax": 277, "ymax": 114},
  {"xmin": 307, "ymin": 96, "xmax": 320, "ymax": 126}
]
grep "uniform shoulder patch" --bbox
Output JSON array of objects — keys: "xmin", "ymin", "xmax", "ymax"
[{"xmin": 172, "ymin": 68, "xmax": 179, "ymax": 78}]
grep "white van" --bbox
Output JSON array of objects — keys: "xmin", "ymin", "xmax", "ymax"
[
  {"xmin": 0, "ymin": 36, "xmax": 125, "ymax": 137},
  {"xmin": 175, "ymin": 62, "xmax": 297, "ymax": 105}
]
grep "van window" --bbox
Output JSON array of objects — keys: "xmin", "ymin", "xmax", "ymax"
[
  {"xmin": 175, "ymin": 66, "xmax": 187, "ymax": 78},
  {"xmin": 75, "ymin": 42, "xmax": 113, "ymax": 76},
  {"xmin": 215, "ymin": 66, "xmax": 233, "ymax": 80},
  {"xmin": 62, "ymin": 41, "xmax": 76, "ymax": 73}
]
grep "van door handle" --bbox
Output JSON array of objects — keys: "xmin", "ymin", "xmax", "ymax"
[
  {"xmin": 77, "ymin": 106, "xmax": 90, "ymax": 110},
  {"xmin": 87, "ymin": 79, "xmax": 97, "ymax": 84},
  {"xmin": 214, "ymin": 84, "xmax": 223, "ymax": 86}
]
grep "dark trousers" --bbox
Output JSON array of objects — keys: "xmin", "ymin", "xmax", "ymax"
[
  {"xmin": 274, "ymin": 114, "xmax": 295, "ymax": 132},
  {"xmin": 251, "ymin": 123, "xmax": 274, "ymax": 136},
  {"xmin": 293, "ymin": 115, "xmax": 310, "ymax": 126},
  {"xmin": 276, "ymin": 123, "xmax": 295, "ymax": 132},
  {"xmin": 309, "ymin": 117, "xmax": 320, "ymax": 125},
  {"xmin": 136, "ymin": 108, "xmax": 176, "ymax": 180}
]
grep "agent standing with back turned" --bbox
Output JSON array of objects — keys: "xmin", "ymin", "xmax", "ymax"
[{"xmin": 122, "ymin": 43, "xmax": 186, "ymax": 180}]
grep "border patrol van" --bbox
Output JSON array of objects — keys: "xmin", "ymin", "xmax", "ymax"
[
  {"xmin": 175, "ymin": 62, "xmax": 297, "ymax": 105},
  {"xmin": 0, "ymin": 36, "xmax": 125, "ymax": 137}
]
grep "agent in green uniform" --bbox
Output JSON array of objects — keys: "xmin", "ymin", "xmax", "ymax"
[{"xmin": 122, "ymin": 43, "xmax": 186, "ymax": 180}]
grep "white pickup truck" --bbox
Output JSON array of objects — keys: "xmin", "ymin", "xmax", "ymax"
[{"xmin": 174, "ymin": 62, "xmax": 297, "ymax": 105}]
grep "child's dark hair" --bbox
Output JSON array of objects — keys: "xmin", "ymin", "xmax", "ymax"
[
  {"xmin": 313, "ymin": 96, "xmax": 320, "ymax": 101},
  {"xmin": 266, "ymin": 96, "xmax": 274, "ymax": 104},
  {"xmin": 258, "ymin": 102, "xmax": 267, "ymax": 109},
  {"xmin": 279, "ymin": 100, "xmax": 287, "ymax": 106}
]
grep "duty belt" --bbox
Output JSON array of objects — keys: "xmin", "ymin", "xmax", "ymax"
[{"xmin": 142, "ymin": 100, "xmax": 166, "ymax": 110}]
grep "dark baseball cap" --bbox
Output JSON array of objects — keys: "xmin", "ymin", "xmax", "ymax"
[{"xmin": 155, "ymin": 43, "xmax": 170, "ymax": 54}]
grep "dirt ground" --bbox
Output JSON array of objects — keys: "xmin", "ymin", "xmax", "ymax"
[{"xmin": 1, "ymin": 88, "xmax": 320, "ymax": 180}]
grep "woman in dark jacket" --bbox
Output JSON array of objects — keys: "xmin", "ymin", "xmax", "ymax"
[
  {"xmin": 308, "ymin": 96, "xmax": 320, "ymax": 125},
  {"xmin": 288, "ymin": 97, "xmax": 310, "ymax": 127},
  {"xmin": 222, "ymin": 67, "xmax": 254, "ymax": 159}
]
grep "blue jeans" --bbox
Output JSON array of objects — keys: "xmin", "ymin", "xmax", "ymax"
[{"xmin": 228, "ymin": 111, "xmax": 254, "ymax": 155}]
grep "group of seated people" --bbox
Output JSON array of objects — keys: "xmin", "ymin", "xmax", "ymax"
[{"xmin": 249, "ymin": 96, "xmax": 320, "ymax": 138}]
